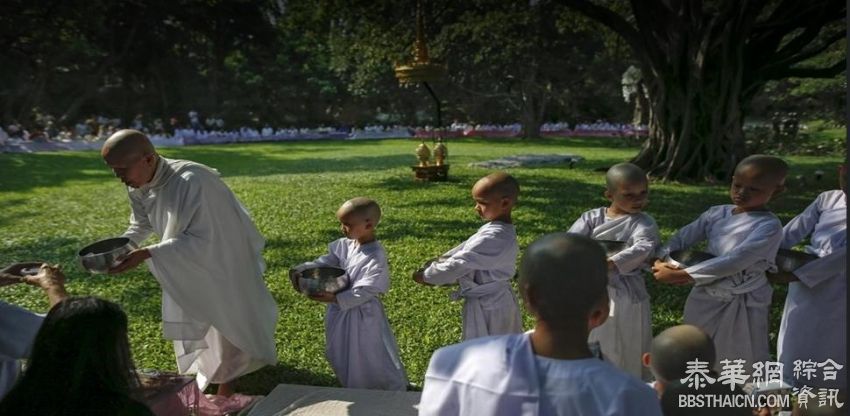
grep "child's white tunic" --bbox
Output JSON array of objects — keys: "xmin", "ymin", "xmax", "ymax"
[
  {"xmin": 778, "ymin": 190, "xmax": 846, "ymax": 389},
  {"xmin": 419, "ymin": 332, "xmax": 663, "ymax": 416},
  {"xmin": 569, "ymin": 208, "xmax": 659, "ymax": 380},
  {"xmin": 659, "ymin": 205, "xmax": 782, "ymax": 368},
  {"xmin": 423, "ymin": 221, "xmax": 522, "ymax": 340},
  {"xmin": 308, "ymin": 238, "xmax": 408, "ymax": 390}
]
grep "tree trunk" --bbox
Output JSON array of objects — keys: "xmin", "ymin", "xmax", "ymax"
[
  {"xmin": 519, "ymin": 76, "xmax": 546, "ymax": 139},
  {"xmin": 631, "ymin": 73, "xmax": 749, "ymax": 182},
  {"xmin": 630, "ymin": 15, "xmax": 752, "ymax": 182}
]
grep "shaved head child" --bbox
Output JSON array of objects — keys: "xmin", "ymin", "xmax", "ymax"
[
  {"xmin": 645, "ymin": 325, "xmax": 753, "ymax": 416},
  {"xmin": 654, "ymin": 155, "xmax": 788, "ymax": 369},
  {"xmin": 413, "ymin": 172, "xmax": 522, "ymax": 340},
  {"xmin": 291, "ymin": 197, "xmax": 407, "ymax": 390},
  {"xmin": 419, "ymin": 233, "xmax": 662, "ymax": 416},
  {"xmin": 567, "ymin": 162, "xmax": 659, "ymax": 379}
]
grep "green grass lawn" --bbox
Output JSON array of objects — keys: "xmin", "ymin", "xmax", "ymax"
[{"xmin": 0, "ymin": 137, "xmax": 843, "ymax": 393}]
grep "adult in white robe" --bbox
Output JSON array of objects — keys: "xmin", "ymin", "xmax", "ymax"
[
  {"xmin": 0, "ymin": 264, "xmax": 67, "ymax": 399},
  {"xmin": 299, "ymin": 238, "xmax": 407, "ymax": 390},
  {"xmin": 117, "ymin": 155, "xmax": 278, "ymax": 390},
  {"xmin": 423, "ymin": 221, "xmax": 522, "ymax": 340},
  {"xmin": 419, "ymin": 332, "xmax": 662, "ymax": 416},
  {"xmin": 777, "ymin": 190, "xmax": 846, "ymax": 389},
  {"xmin": 659, "ymin": 205, "xmax": 782, "ymax": 368},
  {"xmin": 0, "ymin": 302, "xmax": 42, "ymax": 399},
  {"xmin": 568, "ymin": 208, "xmax": 659, "ymax": 380}
]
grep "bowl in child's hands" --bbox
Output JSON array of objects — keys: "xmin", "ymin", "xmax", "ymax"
[
  {"xmin": 78, "ymin": 237, "xmax": 138, "ymax": 274},
  {"xmin": 774, "ymin": 248, "xmax": 817, "ymax": 273},
  {"xmin": 666, "ymin": 250, "xmax": 715, "ymax": 269},
  {"xmin": 290, "ymin": 266, "xmax": 348, "ymax": 295},
  {"xmin": 594, "ymin": 240, "xmax": 627, "ymax": 257}
]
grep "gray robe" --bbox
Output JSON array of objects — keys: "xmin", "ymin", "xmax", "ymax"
[
  {"xmin": 307, "ymin": 238, "xmax": 408, "ymax": 390},
  {"xmin": 659, "ymin": 205, "xmax": 782, "ymax": 368},
  {"xmin": 569, "ymin": 208, "xmax": 659, "ymax": 380},
  {"xmin": 424, "ymin": 221, "xmax": 522, "ymax": 340},
  {"xmin": 778, "ymin": 190, "xmax": 846, "ymax": 389}
]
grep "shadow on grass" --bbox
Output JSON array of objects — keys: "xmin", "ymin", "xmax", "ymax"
[
  {"xmin": 0, "ymin": 198, "xmax": 35, "ymax": 227},
  {"xmin": 0, "ymin": 236, "xmax": 82, "ymax": 265},
  {"xmin": 0, "ymin": 152, "xmax": 111, "ymax": 192},
  {"xmin": 235, "ymin": 363, "xmax": 339, "ymax": 395}
]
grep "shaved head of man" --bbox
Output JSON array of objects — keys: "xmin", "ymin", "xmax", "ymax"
[{"xmin": 101, "ymin": 129, "xmax": 159, "ymax": 188}]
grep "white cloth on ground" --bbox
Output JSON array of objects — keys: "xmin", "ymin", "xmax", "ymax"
[
  {"xmin": 304, "ymin": 238, "xmax": 407, "ymax": 390},
  {"xmin": 659, "ymin": 205, "xmax": 782, "ymax": 368},
  {"xmin": 122, "ymin": 157, "xmax": 278, "ymax": 390},
  {"xmin": 777, "ymin": 190, "xmax": 846, "ymax": 389},
  {"xmin": 423, "ymin": 221, "xmax": 522, "ymax": 340},
  {"xmin": 568, "ymin": 208, "xmax": 659, "ymax": 380},
  {"xmin": 419, "ymin": 331, "xmax": 663, "ymax": 416},
  {"xmin": 0, "ymin": 301, "xmax": 43, "ymax": 399}
]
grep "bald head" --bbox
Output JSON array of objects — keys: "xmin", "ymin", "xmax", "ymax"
[
  {"xmin": 734, "ymin": 155, "xmax": 788, "ymax": 185},
  {"xmin": 337, "ymin": 197, "xmax": 382, "ymax": 224},
  {"xmin": 650, "ymin": 325, "xmax": 715, "ymax": 383},
  {"xmin": 101, "ymin": 129, "xmax": 156, "ymax": 163},
  {"xmin": 606, "ymin": 163, "xmax": 647, "ymax": 190},
  {"xmin": 519, "ymin": 233, "xmax": 607, "ymax": 328},
  {"xmin": 474, "ymin": 172, "xmax": 519, "ymax": 202}
]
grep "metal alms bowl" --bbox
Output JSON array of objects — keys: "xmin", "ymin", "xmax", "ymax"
[
  {"xmin": 78, "ymin": 237, "xmax": 137, "ymax": 274},
  {"xmin": 292, "ymin": 266, "xmax": 348, "ymax": 295},
  {"xmin": 775, "ymin": 248, "xmax": 817, "ymax": 273},
  {"xmin": 595, "ymin": 240, "xmax": 627, "ymax": 257},
  {"xmin": 666, "ymin": 250, "xmax": 716, "ymax": 269}
]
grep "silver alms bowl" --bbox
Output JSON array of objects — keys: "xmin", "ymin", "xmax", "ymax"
[
  {"xmin": 666, "ymin": 250, "xmax": 716, "ymax": 269},
  {"xmin": 775, "ymin": 248, "xmax": 817, "ymax": 273},
  {"xmin": 78, "ymin": 237, "xmax": 137, "ymax": 274},
  {"xmin": 595, "ymin": 240, "xmax": 627, "ymax": 257},
  {"xmin": 290, "ymin": 266, "xmax": 349, "ymax": 295}
]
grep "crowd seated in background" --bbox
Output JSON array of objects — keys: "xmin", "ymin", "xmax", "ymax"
[{"xmin": 2, "ymin": 112, "xmax": 652, "ymax": 153}]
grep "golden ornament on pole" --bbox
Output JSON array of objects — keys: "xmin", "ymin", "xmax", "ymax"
[{"xmin": 395, "ymin": 0, "xmax": 449, "ymax": 181}]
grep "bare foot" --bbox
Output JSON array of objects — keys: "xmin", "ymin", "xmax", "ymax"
[{"xmin": 216, "ymin": 381, "xmax": 235, "ymax": 397}]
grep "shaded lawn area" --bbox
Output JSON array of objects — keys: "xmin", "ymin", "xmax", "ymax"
[{"xmin": 0, "ymin": 137, "xmax": 843, "ymax": 393}]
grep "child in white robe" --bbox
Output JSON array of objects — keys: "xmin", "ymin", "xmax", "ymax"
[
  {"xmin": 769, "ymin": 164, "xmax": 846, "ymax": 390},
  {"xmin": 654, "ymin": 155, "xmax": 788, "ymax": 369},
  {"xmin": 291, "ymin": 197, "xmax": 407, "ymax": 391},
  {"xmin": 568, "ymin": 162, "xmax": 659, "ymax": 380},
  {"xmin": 413, "ymin": 172, "xmax": 522, "ymax": 340},
  {"xmin": 419, "ymin": 233, "xmax": 662, "ymax": 416}
]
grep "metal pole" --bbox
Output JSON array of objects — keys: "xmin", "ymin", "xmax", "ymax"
[{"xmin": 422, "ymin": 81, "xmax": 441, "ymax": 131}]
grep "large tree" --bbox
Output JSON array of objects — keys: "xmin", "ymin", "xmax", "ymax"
[{"xmin": 558, "ymin": 0, "xmax": 846, "ymax": 181}]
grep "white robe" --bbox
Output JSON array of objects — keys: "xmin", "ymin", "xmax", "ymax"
[
  {"xmin": 304, "ymin": 238, "xmax": 407, "ymax": 391},
  {"xmin": 777, "ymin": 190, "xmax": 846, "ymax": 389},
  {"xmin": 0, "ymin": 302, "xmax": 43, "ymax": 399},
  {"xmin": 659, "ymin": 205, "xmax": 782, "ymax": 368},
  {"xmin": 568, "ymin": 208, "xmax": 659, "ymax": 380},
  {"xmin": 423, "ymin": 221, "xmax": 522, "ymax": 340},
  {"xmin": 123, "ymin": 157, "xmax": 278, "ymax": 389},
  {"xmin": 419, "ymin": 332, "xmax": 663, "ymax": 416}
]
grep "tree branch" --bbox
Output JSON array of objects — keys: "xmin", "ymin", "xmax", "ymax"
[
  {"xmin": 772, "ymin": 30, "xmax": 845, "ymax": 69},
  {"xmin": 555, "ymin": 0, "xmax": 646, "ymax": 61},
  {"xmin": 765, "ymin": 60, "xmax": 846, "ymax": 80}
]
